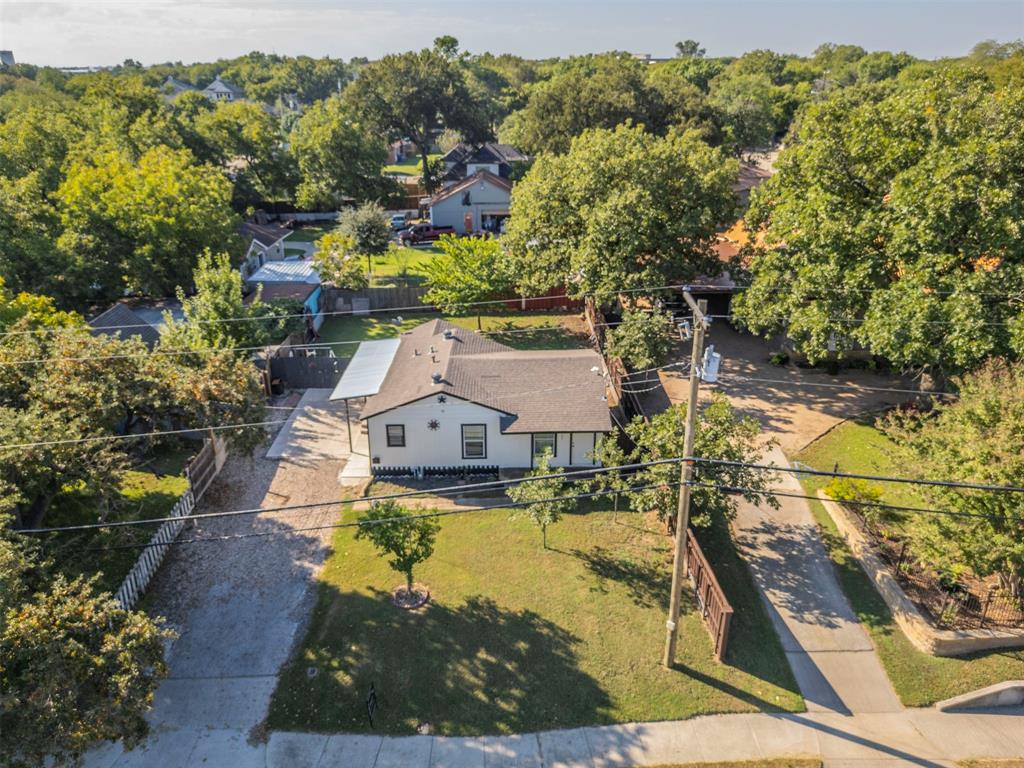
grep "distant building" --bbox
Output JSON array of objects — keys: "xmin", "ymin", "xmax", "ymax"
[
  {"xmin": 88, "ymin": 304, "xmax": 161, "ymax": 350},
  {"xmin": 203, "ymin": 76, "xmax": 244, "ymax": 103},
  {"xmin": 439, "ymin": 142, "xmax": 527, "ymax": 187},
  {"xmin": 428, "ymin": 170, "xmax": 512, "ymax": 235},
  {"xmin": 0, "ymin": 51, "xmax": 14, "ymax": 66}
]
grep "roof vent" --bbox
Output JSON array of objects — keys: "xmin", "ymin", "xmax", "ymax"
[
  {"xmin": 429, "ymin": 345, "xmax": 436, "ymax": 353},
  {"xmin": 412, "ymin": 348, "xmax": 420, "ymax": 357},
  {"xmin": 443, "ymin": 329, "xmax": 454, "ymax": 340},
  {"xmin": 431, "ymin": 372, "xmax": 442, "ymax": 385}
]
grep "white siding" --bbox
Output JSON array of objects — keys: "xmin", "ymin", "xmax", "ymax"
[
  {"xmin": 429, "ymin": 179, "xmax": 511, "ymax": 234},
  {"xmin": 366, "ymin": 396, "xmax": 604, "ymax": 469}
]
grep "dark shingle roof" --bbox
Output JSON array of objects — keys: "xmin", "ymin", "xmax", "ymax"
[
  {"xmin": 362, "ymin": 320, "xmax": 611, "ymax": 433},
  {"xmin": 240, "ymin": 221, "xmax": 290, "ymax": 248},
  {"xmin": 88, "ymin": 304, "xmax": 161, "ymax": 349}
]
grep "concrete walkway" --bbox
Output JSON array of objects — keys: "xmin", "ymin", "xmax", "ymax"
[
  {"xmin": 83, "ymin": 707, "xmax": 1024, "ymax": 767},
  {"xmin": 733, "ymin": 444, "xmax": 903, "ymax": 715},
  {"xmin": 265, "ymin": 388, "xmax": 351, "ymax": 461}
]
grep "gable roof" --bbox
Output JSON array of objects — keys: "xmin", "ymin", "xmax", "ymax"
[
  {"xmin": 162, "ymin": 76, "xmax": 197, "ymax": 95},
  {"xmin": 88, "ymin": 304, "xmax": 161, "ymax": 349},
  {"xmin": 203, "ymin": 76, "xmax": 244, "ymax": 97},
  {"xmin": 360, "ymin": 319, "xmax": 611, "ymax": 434},
  {"xmin": 429, "ymin": 170, "xmax": 512, "ymax": 206},
  {"xmin": 442, "ymin": 142, "xmax": 527, "ymax": 166},
  {"xmin": 240, "ymin": 221, "xmax": 290, "ymax": 248}
]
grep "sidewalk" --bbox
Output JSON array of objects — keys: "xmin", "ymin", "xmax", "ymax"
[
  {"xmin": 83, "ymin": 707, "xmax": 1024, "ymax": 767},
  {"xmin": 732, "ymin": 444, "xmax": 903, "ymax": 715}
]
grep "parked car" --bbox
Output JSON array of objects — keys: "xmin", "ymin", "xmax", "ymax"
[
  {"xmin": 390, "ymin": 214, "xmax": 409, "ymax": 231},
  {"xmin": 399, "ymin": 223, "xmax": 456, "ymax": 244}
]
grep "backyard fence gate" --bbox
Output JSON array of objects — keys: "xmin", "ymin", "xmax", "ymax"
[{"xmin": 114, "ymin": 434, "xmax": 227, "ymax": 609}]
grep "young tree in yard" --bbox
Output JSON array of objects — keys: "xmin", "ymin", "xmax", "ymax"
[
  {"xmin": 605, "ymin": 307, "xmax": 675, "ymax": 370},
  {"xmin": 507, "ymin": 450, "xmax": 575, "ymax": 549},
  {"xmin": 732, "ymin": 71, "xmax": 1024, "ymax": 380},
  {"xmin": 343, "ymin": 47, "xmax": 490, "ymax": 193},
  {"xmin": 290, "ymin": 96, "xmax": 393, "ymax": 209},
  {"xmin": 622, "ymin": 393, "xmax": 774, "ymax": 530},
  {"xmin": 0, "ymin": 528, "xmax": 169, "ymax": 766},
  {"xmin": 160, "ymin": 250, "xmax": 304, "ymax": 351},
  {"xmin": 884, "ymin": 360, "xmax": 1024, "ymax": 598},
  {"xmin": 503, "ymin": 124, "xmax": 737, "ymax": 300},
  {"xmin": 313, "ymin": 231, "xmax": 369, "ymax": 290},
  {"xmin": 355, "ymin": 500, "xmax": 440, "ymax": 599},
  {"xmin": 337, "ymin": 202, "xmax": 392, "ymax": 256},
  {"xmin": 588, "ymin": 436, "xmax": 632, "ymax": 521},
  {"xmin": 421, "ymin": 235, "xmax": 512, "ymax": 329}
]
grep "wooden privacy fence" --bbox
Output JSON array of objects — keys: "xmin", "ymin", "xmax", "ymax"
[
  {"xmin": 114, "ymin": 435, "xmax": 226, "ymax": 609},
  {"xmin": 686, "ymin": 527, "xmax": 734, "ymax": 661}
]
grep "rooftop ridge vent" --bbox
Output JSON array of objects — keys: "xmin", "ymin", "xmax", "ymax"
[{"xmin": 431, "ymin": 372, "xmax": 442, "ymax": 385}]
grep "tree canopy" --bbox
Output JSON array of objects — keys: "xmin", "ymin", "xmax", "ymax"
[
  {"xmin": 503, "ymin": 123, "xmax": 738, "ymax": 299},
  {"xmin": 732, "ymin": 70, "xmax": 1024, "ymax": 378},
  {"xmin": 421, "ymin": 235, "xmax": 512, "ymax": 328}
]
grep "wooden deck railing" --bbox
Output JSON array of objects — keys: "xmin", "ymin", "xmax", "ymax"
[{"xmin": 686, "ymin": 527, "xmax": 734, "ymax": 661}]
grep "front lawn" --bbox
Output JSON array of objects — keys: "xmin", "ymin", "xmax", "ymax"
[
  {"xmin": 44, "ymin": 444, "xmax": 193, "ymax": 595},
  {"xmin": 317, "ymin": 311, "xmax": 590, "ymax": 352},
  {"xmin": 366, "ymin": 245, "xmax": 438, "ymax": 287},
  {"xmin": 267, "ymin": 504, "xmax": 802, "ymax": 735},
  {"xmin": 792, "ymin": 421, "xmax": 1024, "ymax": 706}
]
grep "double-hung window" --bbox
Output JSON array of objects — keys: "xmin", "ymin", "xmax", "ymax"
[
  {"xmin": 532, "ymin": 433, "xmax": 557, "ymax": 459},
  {"xmin": 462, "ymin": 424, "xmax": 486, "ymax": 459},
  {"xmin": 386, "ymin": 424, "xmax": 406, "ymax": 447}
]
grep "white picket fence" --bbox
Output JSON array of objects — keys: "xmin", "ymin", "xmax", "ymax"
[{"xmin": 113, "ymin": 435, "xmax": 226, "ymax": 609}]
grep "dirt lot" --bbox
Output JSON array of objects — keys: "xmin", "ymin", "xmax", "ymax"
[{"xmin": 648, "ymin": 324, "xmax": 916, "ymax": 453}]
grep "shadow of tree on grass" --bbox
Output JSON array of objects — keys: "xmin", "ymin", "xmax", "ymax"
[
  {"xmin": 269, "ymin": 591, "xmax": 614, "ymax": 735},
  {"xmin": 573, "ymin": 545, "xmax": 669, "ymax": 610}
]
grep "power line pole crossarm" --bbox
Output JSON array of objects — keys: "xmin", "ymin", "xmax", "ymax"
[{"xmin": 663, "ymin": 294, "xmax": 707, "ymax": 669}]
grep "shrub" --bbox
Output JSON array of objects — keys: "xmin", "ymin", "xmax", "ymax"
[{"xmin": 769, "ymin": 351, "xmax": 789, "ymax": 366}]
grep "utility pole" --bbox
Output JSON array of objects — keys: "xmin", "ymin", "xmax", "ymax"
[{"xmin": 663, "ymin": 293, "xmax": 707, "ymax": 669}]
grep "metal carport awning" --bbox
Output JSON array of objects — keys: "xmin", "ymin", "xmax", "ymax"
[{"xmin": 330, "ymin": 338, "xmax": 401, "ymax": 448}]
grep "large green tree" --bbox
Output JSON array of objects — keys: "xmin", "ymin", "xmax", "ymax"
[
  {"xmin": 289, "ymin": 96, "xmax": 392, "ymax": 208},
  {"xmin": 56, "ymin": 145, "xmax": 238, "ymax": 303},
  {"xmin": 343, "ymin": 45, "xmax": 490, "ymax": 192},
  {"xmin": 732, "ymin": 70, "xmax": 1024, "ymax": 379},
  {"xmin": 503, "ymin": 123, "xmax": 737, "ymax": 299},
  {"xmin": 0, "ymin": 529, "xmax": 169, "ymax": 767},
  {"xmin": 884, "ymin": 359, "xmax": 1024, "ymax": 597}
]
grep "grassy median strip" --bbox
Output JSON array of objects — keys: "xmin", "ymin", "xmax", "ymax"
[
  {"xmin": 793, "ymin": 420, "xmax": 1024, "ymax": 706},
  {"xmin": 268, "ymin": 504, "xmax": 802, "ymax": 735}
]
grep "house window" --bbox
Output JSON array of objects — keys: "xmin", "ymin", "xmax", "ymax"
[
  {"xmin": 533, "ymin": 433, "xmax": 557, "ymax": 458},
  {"xmin": 462, "ymin": 424, "xmax": 486, "ymax": 459},
  {"xmin": 386, "ymin": 424, "xmax": 406, "ymax": 447},
  {"xmin": 461, "ymin": 191, "xmax": 471, "ymax": 206}
]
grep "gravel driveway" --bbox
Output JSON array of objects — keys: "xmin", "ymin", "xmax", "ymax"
[{"xmin": 142, "ymin": 400, "xmax": 349, "ymax": 736}]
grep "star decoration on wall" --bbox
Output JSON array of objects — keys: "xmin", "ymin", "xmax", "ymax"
[
  {"xmin": 428, "ymin": 419, "xmax": 440, "ymax": 431},
  {"xmin": 437, "ymin": 395, "xmax": 447, "ymax": 403}
]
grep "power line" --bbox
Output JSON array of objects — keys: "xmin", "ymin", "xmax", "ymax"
[
  {"xmin": 0, "ymin": 419, "xmax": 289, "ymax": 451},
  {"xmin": 83, "ymin": 480, "xmax": 685, "ymax": 552},
  {"xmin": 686, "ymin": 481, "xmax": 1022, "ymax": 522},
  {"xmin": 689, "ymin": 457, "xmax": 1024, "ymax": 495},
  {"xmin": 710, "ymin": 372, "xmax": 959, "ymax": 398},
  {"xmin": 18, "ymin": 458, "xmax": 684, "ymax": 535}
]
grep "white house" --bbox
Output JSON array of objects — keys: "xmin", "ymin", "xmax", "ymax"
[
  {"xmin": 428, "ymin": 170, "xmax": 512, "ymax": 235},
  {"xmin": 331, "ymin": 320, "xmax": 612, "ymax": 472},
  {"xmin": 439, "ymin": 142, "xmax": 527, "ymax": 187},
  {"xmin": 240, "ymin": 221, "xmax": 291, "ymax": 277}
]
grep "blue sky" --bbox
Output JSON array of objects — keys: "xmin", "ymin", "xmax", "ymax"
[{"xmin": 1, "ymin": 1, "xmax": 1021, "ymax": 67}]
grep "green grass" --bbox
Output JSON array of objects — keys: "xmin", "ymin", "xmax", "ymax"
[
  {"xmin": 45, "ymin": 445, "xmax": 193, "ymax": 594},
  {"xmin": 366, "ymin": 245, "xmax": 438, "ymax": 287},
  {"xmin": 284, "ymin": 247, "xmax": 307, "ymax": 258},
  {"xmin": 267, "ymin": 504, "xmax": 802, "ymax": 735},
  {"xmin": 792, "ymin": 421, "xmax": 1024, "ymax": 707},
  {"xmin": 285, "ymin": 226, "xmax": 331, "ymax": 243},
  {"xmin": 383, "ymin": 153, "xmax": 442, "ymax": 176},
  {"xmin": 317, "ymin": 311, "xmax": 589, "ymax": 353}
]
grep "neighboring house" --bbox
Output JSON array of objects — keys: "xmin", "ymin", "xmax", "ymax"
[
  {"xmin": 240, "ymin": 221, "xmax": 292, "ymax": 278},
  {"xmin": 428, "ymin": 170, "xmax": 512, "ymax": 235},
  {"xmin": 161, "ymin": 76, "xmax": 197, "ymax": 100},
  {"xmin": 0, "ymin": 51, "xmax": 15, "ymax": 67},
  {"xmin": 88, "ymin": 304, "xmax": 161, "ymax": 349},
  {"xmin": 331, "ymin": 319, "xmax": 612, "ymax": 471},
  {"xmin": 439, "ymin": 142, "xmax": 527, "ymax": 186},
  {"xmin": 244, "ymin": 259, "xmax": 324, "ymax": 331},
  {"xmin": 203, "ymin": 76, "xmax": 244, "ymax": 102}
]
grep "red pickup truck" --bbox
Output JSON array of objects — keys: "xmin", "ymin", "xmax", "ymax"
[{"xmin": 398, "ymin": 223, "xmax": 456, "ymax": 245}]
